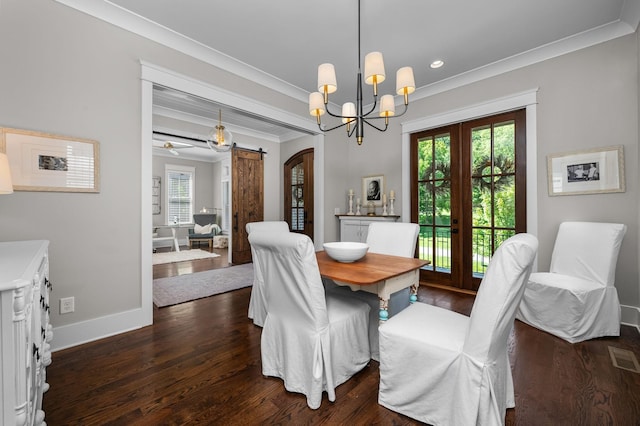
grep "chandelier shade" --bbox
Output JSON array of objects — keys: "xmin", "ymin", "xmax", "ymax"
[{"xmin": 308, "ymin": 0, "xmax": 414, "ymax": 145}]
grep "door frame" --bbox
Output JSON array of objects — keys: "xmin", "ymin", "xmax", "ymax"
[
  {"xmin": 401, "ymin": 90, "xmax": 539, "ymax": 270},
  {"xmin": 140, "ymin": 62, "xmax": 324, "ymax": 324}
]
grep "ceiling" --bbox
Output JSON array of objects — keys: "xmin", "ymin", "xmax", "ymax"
[{"xmin": 69, "ymin": 0, "xmax": 639, "ymax": 161}]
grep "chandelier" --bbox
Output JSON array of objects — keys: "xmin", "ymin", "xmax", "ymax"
[
  {"xmin": 206, "ymin": 109, "xmax": 232, "ymax": 152},
  {"xmin": 308, "ymin": 0, "xmax": 415, "ymax": 145}
]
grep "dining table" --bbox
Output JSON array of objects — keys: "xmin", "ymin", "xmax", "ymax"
[{"xmin": 316, "ymin": 251, "xmax": 429, "ymax": 322}]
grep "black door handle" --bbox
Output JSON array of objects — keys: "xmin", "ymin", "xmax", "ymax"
[{"xmin": 234, "ymin": 212, "xmax": 239, "ymax": 231}]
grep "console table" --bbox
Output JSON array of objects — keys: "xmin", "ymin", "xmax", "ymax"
[
  {"xmin": 0, "ymin": 240, "xmax": 52, "ymax": 426},
  {"xmin": 337, "ymin": 214, "xmax": 400, "ymax": 242}
]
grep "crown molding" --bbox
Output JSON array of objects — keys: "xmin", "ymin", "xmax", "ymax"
[
  {"xmin": 410, "ymin": 19, "xmax": 636, "ymax": 103},
  {"xmin": 56, "ymin": 0, "xmax": 638, "ymax": 109},
  {"xmin": 53, "ymin": 0, "xmax": 309, "ymax": 104}
]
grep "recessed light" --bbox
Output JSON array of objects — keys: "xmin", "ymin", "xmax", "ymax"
[{"xmin": 430, "ymin": 60, "xmax": 444, "ymax": 69}]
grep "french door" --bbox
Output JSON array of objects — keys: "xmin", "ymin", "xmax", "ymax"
[
  {"xmin": 284, "ymin": 148, "xmax": 314, "ymax": 240},
  {"xmin": 411, "ymin": 109, "xmax": 526, "ymax": 291}
]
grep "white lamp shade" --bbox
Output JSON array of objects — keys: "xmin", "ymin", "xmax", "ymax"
[
  {"xmin": 342, "ymin": 102, "xmax": 356, "ymax": 123},
  {"xmin": 309, "ymin": 92, "xmax": 326, "ymax": 116},
  {"xmin": 364, "ymin": 52, "xmax": 386, "ymax": 85},
  {"xmin": 0, "ymin": 153, "xmax": 14, "ymax": 194},
  {"xmin": 396, "ymin": 66, "xmax": 416, "ymax": 95},
  {"xmin": 379, "ymin": 95, "xmax": 396, "ymax": 117},
  {"xmin": 317, "ymin": 63, "xmax": 337, "ymax": 93}
]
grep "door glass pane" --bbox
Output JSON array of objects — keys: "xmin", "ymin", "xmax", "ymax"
[
  {"xmin": 494, "ymin": 121, "xmax": 516, "ymax": 174},
  {"xmin": 418, "ymin": 133, "xmax": 451, "ymax": 273},
  {"xmin": 494, "ymin": 175, "xmax": 515, "ymax": 228},
  {"xmin": 472, "ymin": 227, "xmax": 492, "ymax": 277},
  {"xmin": 471, "ymin": 119, "xmax": 517, "ymax": 278},
  {"xmin": 290, "ymin": 163, "xmax": 305, "ymax": 231}
]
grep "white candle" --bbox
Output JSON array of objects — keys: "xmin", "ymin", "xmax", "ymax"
[
  {"xmin": 382, "ymin": 193, "xmax": 387, "ymax": 204},
  {"xmin": 390, "ymin": 190, "xmax": 395, "ymax": 198},
  {"xmin": 349, "ymin": 189, "xmax": 354, "ymax": 196},
  {"xmin": 356, "ymin": 198, "xmax": 360, "ymax": 205}
]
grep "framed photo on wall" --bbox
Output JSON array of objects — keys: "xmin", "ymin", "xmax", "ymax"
[
  {"xmin": 362, "ymin": 174, "xmax": 384, "ymax": 206},
  {"xmin": 547, "ymin": 145, "xmax": 625, "ymax": 196},
  {"xmin": 0, "ymin": 127, "xmax": 100, "ymax": 193}
]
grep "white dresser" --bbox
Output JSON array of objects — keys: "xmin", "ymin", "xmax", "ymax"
[
  {"xmin": 0, "ymin": 240, "xmax": 52, "ymax": 426},
  {"xmin": 337, "ymin": 215, "xmax": 400, "ymax": 242}
]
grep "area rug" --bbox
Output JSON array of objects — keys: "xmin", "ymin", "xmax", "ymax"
[
  {"xmin": 153, "ymin": 263, "xmax": 253, "ymax": 307},
  {"xmin": 152, "ymin": 249, "xmax": 220, "ymax": 265}
]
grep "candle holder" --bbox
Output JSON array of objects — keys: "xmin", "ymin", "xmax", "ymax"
[
  {"xmin": 382, "ymin": 201, "xmax": 388, "ymax": 216},
  {"xmin": 356, "ymin": 199, "xmax": 361, "ymax": 215},
  {"xmin": 347, "ymin": 192, "xmax": 355, "ymax": 215},
  {"xmin": 389, "ymin": 195, "xmax": 396, "ymax": 215}
]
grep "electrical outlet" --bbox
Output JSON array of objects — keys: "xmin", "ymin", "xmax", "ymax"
[{"xmin": 60, "ymin": 297, "xmax": 75, "ymax": 314}]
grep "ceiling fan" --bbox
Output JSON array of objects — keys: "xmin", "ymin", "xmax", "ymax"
[{"xmin": 154, "ymin": 140, "xmax": 194, "ymax": 156}]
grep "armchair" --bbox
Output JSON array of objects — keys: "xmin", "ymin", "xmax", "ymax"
[
  {"xmin": 516, "ymin": 221, "xmax": 627, "ymax": 343},
  {"xmin": 188, "ymin": 214, "xmax": 220, "ymax": 249}
]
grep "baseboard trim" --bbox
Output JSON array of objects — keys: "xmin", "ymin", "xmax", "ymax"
[
  {"xmin": 51, "ymin": 307, "xmax": 151, "ymax": 352},
  {"xmin": 422, "ymin": 282, "xmax": 477, "ymax": 296}
]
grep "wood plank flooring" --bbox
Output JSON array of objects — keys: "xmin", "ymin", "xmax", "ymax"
[{"xmin": 43, "ymin": 255, "xmax": 640, "ymax": 425}]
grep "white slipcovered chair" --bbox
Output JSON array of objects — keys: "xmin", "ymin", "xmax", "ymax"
[
  {"xmin": 246, "ymin": 221, "xmax": 290, "ymax": 327},
  {"xmin": 325, "ymin": 222, "xmax": 420, "ymax": 361},
  {"xmin": 516, "ymin": 221, "xmax": 627, "ymax": 343},
  {"xmin": 249, "ymin": 231, "xmax": 371, "ymax": 409},
  {"xmin": 378, "ymin": 233, "xmax": 538, "ymax": 425}
]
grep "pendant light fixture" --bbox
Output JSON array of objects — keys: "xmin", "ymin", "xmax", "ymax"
[
  {"xmin": 206, "ymin": 109, "xmax": 233, "ymax": 152},
  {"xmin": 308, "ymin": 0, "xmax": 415, "ymax": 145}
]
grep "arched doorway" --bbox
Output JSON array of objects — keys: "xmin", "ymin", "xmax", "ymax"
[{"xmin": 284, "ymin": 148, "xmax": 314, "ymax": 240}]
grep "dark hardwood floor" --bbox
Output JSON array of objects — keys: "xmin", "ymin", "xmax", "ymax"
[{"xmin": 44, "ymin": 253, "xmax": 640, "ymax": 425}]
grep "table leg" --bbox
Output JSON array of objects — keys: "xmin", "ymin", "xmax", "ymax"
[
  {"xmin": 379, "ymin": 297, "xmax": 389, "ymax": 323},
  {"xmin": 410, "ymin": 283, "xmax": 419, "ymax": 303},
  {"xmin": 170, "ymin": 227, "xmax": 180, "ymax": 252}
]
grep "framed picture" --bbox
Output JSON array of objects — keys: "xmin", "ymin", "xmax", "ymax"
[
  {"xmin": 152, "ymin": 176, "xmax": 161, "ymax": 215},
  {"xmin": 362, "ymin": 174, "xmax": 384, "ymax": 206},
  {"xmin": 547, "ymin": 145, "xmax": 624, "ymax": 196},
  {"xmin": 0, "ymin": 127, "xmax": 99, "ymax": 193}
]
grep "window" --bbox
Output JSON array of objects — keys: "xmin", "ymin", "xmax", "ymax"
[{"xmin": 165, "ymin": 165, "xmax": 195, "ymax": 225}]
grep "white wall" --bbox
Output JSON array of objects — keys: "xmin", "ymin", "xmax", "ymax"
[
  {"xmin": 327, "ymin": 34, "xmax": 640, "ymax": 319},
  {"xmin": 0, "ymin": 0, "xmax": 638, "ymax": 351}
]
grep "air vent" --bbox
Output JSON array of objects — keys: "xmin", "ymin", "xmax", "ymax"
[{"xmin": 608, "ymin": 346, "xmax": 640, "ymax": 373}]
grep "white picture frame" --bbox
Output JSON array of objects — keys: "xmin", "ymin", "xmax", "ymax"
[
  {"xmin": 0, "ymin": 127, "xmax": 100, "ymax": 193},
  {"xmin": 547, "ymin": 145, "xmax": 625, "ymax": 196}
]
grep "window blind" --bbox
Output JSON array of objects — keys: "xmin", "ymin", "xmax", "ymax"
[{"xmin": 166, "ymin": 170, "xmax": 193, "ymax": 224}]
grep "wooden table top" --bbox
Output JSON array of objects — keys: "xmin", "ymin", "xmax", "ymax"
[{"xmin": 316, "ymin": 251, "xmax": 429, "ymax": 286}]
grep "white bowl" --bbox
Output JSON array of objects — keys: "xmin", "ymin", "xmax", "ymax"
[{"xmin": 323, "ymin": 242, "xmax": 369, "ymax": 263}]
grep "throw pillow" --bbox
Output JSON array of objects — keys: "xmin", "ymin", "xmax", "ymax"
[{"xmin": 194, "ymin": 223, "xmax": 212, "ymax": 234}]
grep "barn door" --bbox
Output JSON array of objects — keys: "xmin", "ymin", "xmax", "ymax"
[{"xmin": 231, "ymin": 147, "xmax": 264, "ymax": 264}]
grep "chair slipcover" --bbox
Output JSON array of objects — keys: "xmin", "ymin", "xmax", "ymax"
[
  {"xmin": 246, "ymin": 221, "xmax": 290, "ymax": 327},
  {"xmin": 249, "ymin": 232, "xmax": 371, "ymax": 409},
  {"xmin": 516, "ymin": 221, "xmax": 627, "ymax": 343},
  {"xmin": 378, "ymin": 233, "xmax": 538, "ymax": 425},
  {"xmin": 327, "ymin": 222, "xmax": 420, "ymax": 361}
]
